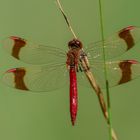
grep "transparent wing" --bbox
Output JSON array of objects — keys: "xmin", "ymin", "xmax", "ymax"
[
  {"xmin": 2, "ymin": 36, "xmax": 66, "ymax": 65},
  {"xmin": 2, "ymin": 64, "xmax": 69, "ymax": 92},
  {"xmin": 85, "ymin": 26, "xmax": 140, "ymax": 61},
  {"xmin": 77, "ymin": 60, "xmax": 140, "ymax": 88}
]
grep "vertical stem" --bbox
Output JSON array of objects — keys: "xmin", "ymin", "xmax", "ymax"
[{"xmin": 98, "ymin": 0, "xmax": 112, "ymax": 140}]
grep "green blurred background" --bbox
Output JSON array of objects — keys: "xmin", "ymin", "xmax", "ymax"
[{"xmin": 0, "ymin": 0, "xmax": 140, "ymax": 140}]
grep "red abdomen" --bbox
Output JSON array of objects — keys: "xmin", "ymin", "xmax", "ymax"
[{"xmin": 69, "ymin": 67, "xmax": 78, "ymax": 125}]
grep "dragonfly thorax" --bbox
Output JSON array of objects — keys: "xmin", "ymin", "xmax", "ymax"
[{"xmin": 68, "ymin": 39, "xmax": 83, "ymax": 49}]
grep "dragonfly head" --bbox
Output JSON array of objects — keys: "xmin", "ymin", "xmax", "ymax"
[{"xmin": 68, "ymin": 39, "xmax": 83, "ymax": 49}]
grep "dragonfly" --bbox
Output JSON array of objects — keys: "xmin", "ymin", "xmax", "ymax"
[{"xmin": 2, "ymin": 26, "xmax": 140, "ymax": 127}]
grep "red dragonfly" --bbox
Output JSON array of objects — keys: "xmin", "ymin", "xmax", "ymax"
[{"xmin": 2, "ymin": 26, "xmax": 140, "ymax": 126}]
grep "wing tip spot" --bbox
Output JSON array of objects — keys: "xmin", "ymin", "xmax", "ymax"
[
  {"xmin": 125, "ymin": 26, "xmax": 136, "ymax": 30},
  {"xmin": 6, "ymin": 68, "xmax": 17, "ymax": 73},
  {"xmin": 10, "ymin": 36, "xmax": 20, "ymax": 40},
  {"xmin": 127, "ymin": 60, "xmax": 139, "ymax": 64},
  {"xmin": 123, "ymin": 26, "xmax": 136, "ymax": 31}
]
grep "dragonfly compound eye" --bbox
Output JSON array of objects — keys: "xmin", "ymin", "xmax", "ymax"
[{"xmin": 68, "ymin": 39, "xmax": 83, "ymax": 49}]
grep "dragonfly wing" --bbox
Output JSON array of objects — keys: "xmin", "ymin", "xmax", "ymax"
[
  {"xmin": 2, "ymin": 36, "xmax": 66, "ymax": 65},
  {"xmin": 94, "ymin": 60, "xmax": 140, "ymax": 87},
  {"xmin": 78, "ymin": 60, "xmax": 140, "ymax": 88},
  {"xmin": 85, "ymin": 26, "xmax": 140, "ymax": 60},
  {"xmin": 2, "ymin": 64, "xmax": 68, "ymax": 92}
]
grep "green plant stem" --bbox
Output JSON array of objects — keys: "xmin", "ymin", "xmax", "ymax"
[{"xmin": 98, "ymin": 0, "xmax": 112, "ymax": 140}]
